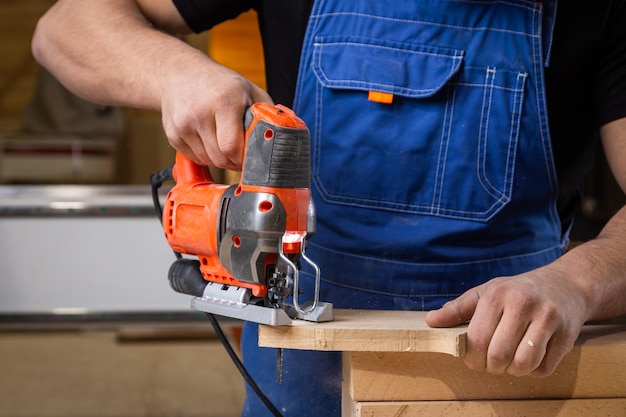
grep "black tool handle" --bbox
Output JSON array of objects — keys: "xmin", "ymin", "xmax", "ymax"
[{"xmin": 168, "ymin": 259, "xmax": 207, "ymax": 297}]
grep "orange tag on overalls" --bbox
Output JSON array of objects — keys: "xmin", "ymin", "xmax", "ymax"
[{"xmin": 368, "ymin": 91, "xmax": 394, "ymax": 104}]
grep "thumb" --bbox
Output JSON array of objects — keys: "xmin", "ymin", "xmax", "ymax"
[{"xmin": 425, "ymin": 288, "xmax": 480, "ymax": 328}]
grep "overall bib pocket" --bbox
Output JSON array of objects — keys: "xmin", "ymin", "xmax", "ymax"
[{"xmin": 311, "ymin": 36, "xmax": 528, "ymax": 222}]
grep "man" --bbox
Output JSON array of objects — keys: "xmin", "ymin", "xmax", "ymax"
[{"xmin": 32, "ymin": 1, "xmax": 626, "ymax": 416}]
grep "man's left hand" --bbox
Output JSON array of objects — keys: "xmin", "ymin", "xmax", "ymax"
[{"xmin": 425, "ymin": 266, "xmax": 588, "ymax": 377}]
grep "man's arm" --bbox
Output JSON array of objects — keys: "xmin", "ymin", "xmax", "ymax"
[
  {"xmin": 32, "ymin": 0, "xmax": 272, "ymax": 169},
  {"xmin": 426, "ymin": 117, "xmax": 626, "ymax": 377}
]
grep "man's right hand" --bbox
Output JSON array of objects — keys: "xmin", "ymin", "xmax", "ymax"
[{"xmin": 160, "ymin": 61, "xmax": 273, "ymax": 171}]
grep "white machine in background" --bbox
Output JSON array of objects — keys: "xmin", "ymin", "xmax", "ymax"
[
  {"xmin": 0, "ymin": 185, "xmax": 190, "ymax": 316},
  {"xmin": 0, "ymin": 134, "xmax": 117, "ymax": 184}
]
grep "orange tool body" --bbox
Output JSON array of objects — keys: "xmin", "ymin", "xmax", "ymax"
[{"xmin": 161, "ymin": 103, "xmax": 333, "ymax": 325}]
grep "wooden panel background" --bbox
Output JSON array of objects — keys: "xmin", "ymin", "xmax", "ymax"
[{"xmin": 0, "ymin": 0, "xmax": 54, "ymax": 131}]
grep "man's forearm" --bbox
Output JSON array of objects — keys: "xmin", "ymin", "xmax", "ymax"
[
  {"xmin": 555, "ymin": 204, "xmax": 626, "ymax": 322},
  {"xmin": 32, "ymin": 0, "xmax": 201, "ymax": 110}
]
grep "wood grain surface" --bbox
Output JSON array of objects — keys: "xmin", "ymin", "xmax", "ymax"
[{"xmin": 258, "ymin": 309, "xmax": 467, "ymax": 356}]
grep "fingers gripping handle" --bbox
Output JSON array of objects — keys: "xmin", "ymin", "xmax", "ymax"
[
  {"xmin": 172, "ymin": 103, "xmax": 310, "ymax": 189},
  {"xmin": 172, "ymin": 151, "xmax": 214, "ymax": 185}
]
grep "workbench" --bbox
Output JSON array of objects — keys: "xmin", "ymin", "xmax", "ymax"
[{"xmin": 259, "ymin": 310, "xmax": 626, "ymax": 417}]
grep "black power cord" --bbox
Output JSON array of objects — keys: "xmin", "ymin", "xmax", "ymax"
[
  {"xmin": 149, "ymin": 166, "xmax": 181, "ymax": 261},
  {"xmin": 149, "ymin": 169, "xmax": 284, "ymax": 417},
  {"xmin": 204, "ymin": 313, "xmax": 284, "ymax": 417}
]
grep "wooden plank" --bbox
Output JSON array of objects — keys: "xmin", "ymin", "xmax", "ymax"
[
  {"xmin": 347, "ymin": 346, "xmax": 626, "ymax": 401},
  {"xmin": 258, "ymin": 310, "xmax": 467, "ymax": 356},
  {"xmin": 350, "ymin": 398, "xmax": 626, "ymax": 417},
  {"xmin": 345, "ymin": 324, "xmax": 626, "ymax": 402}
]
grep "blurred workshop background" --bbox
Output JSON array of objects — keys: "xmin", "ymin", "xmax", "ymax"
[{"xmin": 0, "ymin": 2, "xmax": 266, "ymax": 417}]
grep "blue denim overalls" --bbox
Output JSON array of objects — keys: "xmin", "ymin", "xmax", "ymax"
[{"xmin": 241, "ymin": 1, "xmax": 562, "ymax": 415}]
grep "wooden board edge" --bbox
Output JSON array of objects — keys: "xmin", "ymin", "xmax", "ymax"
[{"xmin": 352, "ymin": 398, "xmax": 626, "ymax": 417}]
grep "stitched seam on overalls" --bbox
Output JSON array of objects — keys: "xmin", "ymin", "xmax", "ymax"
[
  {"xmin": 477, "ymin": 67, "xmax": 504, "ymax": 201},
  {"xmin": 313, "ymin": 0, "xmax": 538, "ymax": 13},
  {"xmin": 312, "ymin": 15, "xmax": 537, "ymax": 39},
  {"xmin": 313, "ymin": 40, "xmax": 463, "ymax": 96},
  {"xmin": 456, "ymin": 81, "xmax": 527, "ymax": 92},
  {"xmin": 432, "ymin": 82, "xmax": 456, "ymax": 215},
  {"xmin": 505, "ymin": 72, "xmax": 528, "ymax": 200}
]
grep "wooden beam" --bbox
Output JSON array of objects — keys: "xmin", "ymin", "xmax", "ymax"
[
  {"xmin": 345, "ymin": 335, "xmax": 626, "ymax": 402},
  {"xmin": 345, "ymin": 323, "xmax": 626, "ymax": 402}
]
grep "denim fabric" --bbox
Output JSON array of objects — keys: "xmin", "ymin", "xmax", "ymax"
[{"xmin": 293, "ymin": 0, "xmax": 566, "ymax": 298}]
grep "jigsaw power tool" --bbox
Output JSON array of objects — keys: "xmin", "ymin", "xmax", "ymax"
[{"xmin": 161, "ymin": 103, "xmax": 333, "ymax": 326}]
